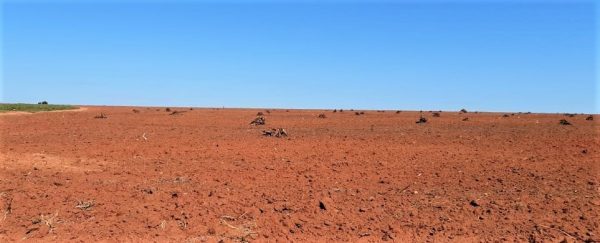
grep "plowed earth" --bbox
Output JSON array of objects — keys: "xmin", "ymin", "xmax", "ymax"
[{"xmin": 0, "ymin": 107, "xmax": 598, "ymax": 242}]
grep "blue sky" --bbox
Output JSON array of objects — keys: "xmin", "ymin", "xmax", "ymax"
[{"xmin": 1, "ymin": 0, "xmax": 597, "ymax": 113}]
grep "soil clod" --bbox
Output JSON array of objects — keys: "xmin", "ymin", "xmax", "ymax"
[
  {"xmin": 319, "ymin": 201, "xmax": 326, "ymax": 210},
  {"xmin": 470, "ymin": 200, "xmax": 480, "ymax": 207}
]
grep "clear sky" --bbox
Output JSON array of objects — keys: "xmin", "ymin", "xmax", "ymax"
[{"xmin": 1, "ymin": 0, "xmax": 597, "ymax": 113}]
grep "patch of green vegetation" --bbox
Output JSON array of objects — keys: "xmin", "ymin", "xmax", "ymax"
[{"xmin": 0, "ymin": 103, "xmax": 78, "ymax": 113}]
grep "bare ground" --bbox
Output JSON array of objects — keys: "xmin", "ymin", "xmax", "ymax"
[{"xmin": 0, "ymin": 107, "xmax": 598, "ymax": 242}]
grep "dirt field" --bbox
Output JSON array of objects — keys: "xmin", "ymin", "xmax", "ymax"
[{"xmin": 0, "ymin": 106, "xmax": 598, "ymax": 242}]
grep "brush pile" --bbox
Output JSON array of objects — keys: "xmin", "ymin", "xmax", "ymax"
[
  {"xmin": 559, "ymin": 119, "xmax": 571, "ymax": 125},
  {"xmin": 250, "ymin": 116, "xmax": 266, "ymax": 125}
]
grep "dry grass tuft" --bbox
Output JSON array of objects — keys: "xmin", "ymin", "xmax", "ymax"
[
  {"xmin": 220, "ymin": 213, "xmax": 258, "ymax": 242},
  {"xmin": 75, "ymin": 200, "xmax": 95, "ymax": 210},
  {"xmin": 0, "ymin": 193, "xmax": 12, "ymax": 222}
]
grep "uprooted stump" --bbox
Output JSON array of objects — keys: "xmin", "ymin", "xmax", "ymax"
[
  {"xmin": 262, "ymin": 128, "xmax": 288, "ymax": 137},
  {"xmin": 559, "ymin": 119, "xmax": 571, "ymax": 125},
  {"xmin": 318, "ymin": 114, "xmax": 327, "ymax": 118},
  {"xmin": 250, "ymin": 116, "xmax": 266, "ymax": 125},
  {"xmin": 416, "ymin": 116, "xmax": 428, "ymax": 124},
  {"xmin": 586, "ymin": 115, "xmax": 593, "ymax": 121},
  {"xmin": 94, "ymin": 113, "xmax": 107, "ymax": 119}
]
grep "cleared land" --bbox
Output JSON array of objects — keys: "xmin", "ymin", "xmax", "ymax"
[{"xmin": 0, "ymin": 106, "xmax": 598, "ymax": 242}]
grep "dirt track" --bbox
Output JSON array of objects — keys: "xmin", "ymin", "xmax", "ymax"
[{"xmin": 0, "ymin": 106, "xmax": 598, "ymax": 242}]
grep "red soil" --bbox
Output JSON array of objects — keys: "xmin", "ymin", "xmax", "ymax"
[{"xmin": 0, "ymin": 107, "xmax": 598, "ymax": 242}]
